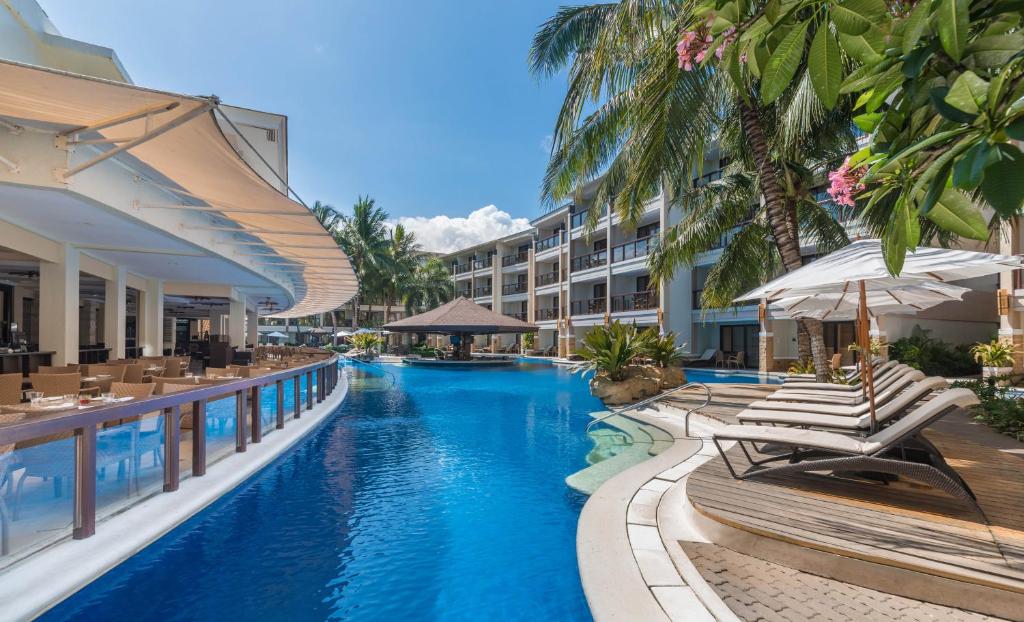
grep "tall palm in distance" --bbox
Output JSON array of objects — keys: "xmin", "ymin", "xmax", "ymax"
[
  {"xmin": 530, "ymin": 1, "xmax": 846, "ymax": 379},
  {"xmin": 335, "ymin": 196, "xmax": 395, "ymax": 328},
  {"xmin": 403, "ymin": 257, "xmax": 455, "ymax": 315}
]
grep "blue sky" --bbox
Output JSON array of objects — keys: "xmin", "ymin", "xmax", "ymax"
[{"xmin": 41, "ymin": 1, "xmax": 569, "ymax": 251}]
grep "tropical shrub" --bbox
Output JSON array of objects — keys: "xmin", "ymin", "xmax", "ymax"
[
  {"xmin": 888, "ymin": 326, "xmax": 979, "ymax": 376},
  {"xmin": 952, "ymin": 379, "xmax": 1024, "ymax": 441},
  {"xmin": 644, "ymin": 330, "xmax": 686, "ymax": 368},
  {"xmin": 351, "ymin": 333, "xmax": 384, "ymax": 353},
  {"xmin": 523, "ymin": 332, "xmax": 536, "ymax": 351},
  {"xmin": 572, "ymin": 321, "xmax": 655, "ymax": 381},
  {"xmin": 971, "ymin": 340, "xmax": 1016, "ymax": 368},
  {"xmin": 788, "ymin": 359, "xmax": 816, "ymax": 375}
]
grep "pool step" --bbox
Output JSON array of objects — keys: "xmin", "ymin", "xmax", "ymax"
[{"xmin": 567, "ymin": 411, "xmax": 675, "ymax": 495}]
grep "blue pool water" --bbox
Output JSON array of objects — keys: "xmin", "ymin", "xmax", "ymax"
[
  {"xmin": 43, "ymin": 361, "xmax": 605, "ymax": 621},
  {"xmin": 685, "ymin": 368, "xmax": 783, "ymax": 385}
]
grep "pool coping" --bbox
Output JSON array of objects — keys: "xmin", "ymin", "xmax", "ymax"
[
  {"xmin": 577, "ymin": 405, "xmax": 737, "ymax": 621},
  {"xmin": 0, "ymin": 373, "xmax": 349, "ymax": 620}
]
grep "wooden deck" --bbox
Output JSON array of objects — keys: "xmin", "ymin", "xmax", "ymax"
[{"xmin": 674, "ymin": 383, "xmax": 1024, "ymax": 616}]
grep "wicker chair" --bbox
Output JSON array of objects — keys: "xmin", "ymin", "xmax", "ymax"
[
  {"xmin": 161, "ymin": 358, "xmax": 184, "ymax": 378},
  {"xmin": 85, "ymin": 364, "xmax": 127, "ymax": 393},
  {"xmin": 0, "ymin": 412, "xmax": 26, "ymax": 554},
  {"xmin": 0, "ymin": 373, "xmax": 23, "ymax": 406},
  {"xmin": 122, "ymin": 363, "xmax": 146, "ymax": 384},
  {"xmin": 155, "ymin": 381, "xmax": 196, "ymax": 429},
  {"xmin": 29, "ymin": 372, "xmax": 81, "ymax": 397},
  {"xmin": 37, "ymin": 364, "xmax": 80, "ymax": 374}
]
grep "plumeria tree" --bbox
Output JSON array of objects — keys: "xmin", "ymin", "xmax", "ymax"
[{"xmin": 678, "ymin": 0, "xmax": 1024, "ymax": 272}]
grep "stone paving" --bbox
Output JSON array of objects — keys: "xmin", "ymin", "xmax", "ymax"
[{"xmin": 680, "ymin": 542, "xmax": 1004, "ymax": 622}]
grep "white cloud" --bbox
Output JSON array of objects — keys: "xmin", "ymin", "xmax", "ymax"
[{"xmin": 393, "ymin": 205, "xmax": 531, "ymax": 253}]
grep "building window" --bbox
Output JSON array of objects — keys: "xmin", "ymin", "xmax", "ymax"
[{"xmin": 593, "ymin": 239, "xmax": 607, "ymax": 252}]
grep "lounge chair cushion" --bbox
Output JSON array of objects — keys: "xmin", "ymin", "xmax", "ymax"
[{"xmin": 748, "ymin": 371, "xmax": 925, "ymax": 414}]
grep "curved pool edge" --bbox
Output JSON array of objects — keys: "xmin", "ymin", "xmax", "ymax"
[
  {"xmin": 0, "ymin": 373, "xmax": 349, "ymax": 621},
  {"xmin": 576, "ymin": 407, "xmax": 719, "ymax": 622}
]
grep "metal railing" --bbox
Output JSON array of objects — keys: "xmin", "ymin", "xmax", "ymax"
[
  {"xmin": 343, "ymin": 356, "xmax": 396, "ymax": 389},
  {"xmin": 473, "ymin": 286, "xmax": 492, "ymax": 297},
  {"xmin": 535, "ymin": 307, "xmax": 560, "ymax": 321},
  {"xmin": 535, "ymin": 271, "xmax": 560, "ymax": 287},
  {"xmin": 502, "ymin": 282, "xmax": 527, "ymax": 295},
  {"xmin": 456, "ymin": 289, "xmax": 472, "ymax": 298},
  {"xmin": 535, "ymin": 232, "xmax": 563, "ymax": 252},
  {"xmin": 451, "ymin": 263, "xmax": 471, "ymax": 275},
  {"xmin": 610, "ymin": 235, "xmax": 655, "ymax": 263},
  {"xmin": 585, "ymin": 382, "xmax": 711, "ymax": 437},
  {"xmin": 611, "ymin": 291, "xmax": 657, "ymax": 312},
  {"xmin": 571, "ymin": 249, "xmax": 607, "ymax": 272},
  {"xmin": 571, "ymin": 297, "xmax": 606, "ymax": 316},
  {"xmin": 0, "ymin": 354, "xmax": 342, "ymax": 550},
  {"xmin": 501, "ymin": 252, "xmax": 528, "ymax": 267},
  {"xmin": 505, "ymin": 311, "xmax": 528, "ymax": 321},
  {"xmin": 473, "ymin": 257, "xmax": 493, "ymax": 270}
]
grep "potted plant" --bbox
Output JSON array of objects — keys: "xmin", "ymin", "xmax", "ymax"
[
  {"xmin": 643, "ymin": 330, "xmax": 687, "ymax": 388},
  {"xmin": 971, "ymin": 340, "xmax": 1016, "ymax": 386},
  {"xmin": 522, "ymin": 332, "xmax": 536, "ymax": 355},
  {"xmin": 572, "ymin": 321, "xmax": 657, "ymax": 404}
]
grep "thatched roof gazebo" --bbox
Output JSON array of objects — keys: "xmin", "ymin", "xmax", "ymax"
[{"xmin": 384, "ymin": 297, "xmax": 538, "ymax": 361}]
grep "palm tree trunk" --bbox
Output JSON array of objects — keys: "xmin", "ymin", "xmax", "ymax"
[
  {"xmin": 739, "ymin": 101, "xmax": 830, "ymax": 381},
  {"xmin": 351, "ymin": 296, "xmax": 359, "ymax": 329}
]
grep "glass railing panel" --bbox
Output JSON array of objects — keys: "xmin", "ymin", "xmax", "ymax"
[
  {"xmin": 1, "ymin": 432, "xmax": 75, "ymax": 567},
  {"xmin": 95, "ymin": 412, "xmax": 166, "ymax": 522},
  {"xmin": 205, "ymin": 393, "xmax": 240, "ymax": 465}
]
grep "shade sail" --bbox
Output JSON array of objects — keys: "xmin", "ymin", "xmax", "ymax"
[
  {"xmin": 384, "ymin": 297, "xmax": 538, "ymax": 334},
  {"xmin": 0, "ymin": 59, "xmax": 356, "ymax": 317},
  {"xmin": 769, "ymin": 281, "xmax": 970, "ymax": 321},
  {"xmin": 737, "ymin": 239, "xmax": 1023, "ymax": 302}
]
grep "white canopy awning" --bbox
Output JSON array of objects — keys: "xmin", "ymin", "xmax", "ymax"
[{"xmin": 0, "ymin": 59, "xmax": 356, "ymax": 318}]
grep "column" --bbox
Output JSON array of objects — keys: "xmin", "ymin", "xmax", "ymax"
[
  {"xmin": 103, "ymin": 266, "xmax": 127, "ymax": 359},
  {"xmin": 246, "ymin": 307, "xmax": 258, "ymax": 347},
  {"xmin": 491, "ymin": 262, "xmax": 500, "ymax": 353},
  {"xmin": 39, "ymin": 244, "xmax": 80, "ymax": 365},
  {"xmin": 140, "ymin": 278, "xmax": 164, "ymax": 356},
  {"xmin": 228, "ymin": 297, "xmax": 245, "ymax": 348},
  {"xmin": 758, "ymin": 302, "xmax": 775, "ymax": 373},
  {"xmin": 998, "ymin": 219, "xmax": 1024, "ymax": 373}
]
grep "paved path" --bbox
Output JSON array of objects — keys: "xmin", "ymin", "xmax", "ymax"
[{"xmin": 681, "ymin": 541, "xmax": 1004, "ymax": 621}]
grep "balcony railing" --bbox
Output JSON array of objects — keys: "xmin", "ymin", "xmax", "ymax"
[
  {"xmin": 535, "ymin": 232, "xmax": 563, "ymax": 252},
  {"xmin": 535, "ymin": 307, "xmax": 560, "ymax": 321},
  {"xmin": 571, "ymin": 297, "xmax": 607, "ymax": 315},
  {"xmin": 571, "ymin": 249, "xmax": 607, "ymax": 272},
  {"xmin": 473, "ymin": 286, "xmax": 492, "ymax": 298},
  {"xmin": 505, "ymin": 311, "xmax": 528, "ymax": 321},
  {"xmin": 502, "ymin": 282, "xmax": 528, "ymax": 295},
  {"xmin": 535, "ymin": 270, "xmax": 563, "ymax": 287},
  {"xmin": 451, "ymin": 263, "xmax": 471, "ymax": 275},
  {"xmin": 456, "ymin": 289, "xmax": 471, "ymax": 298},
  {"xmin": 0, "ymin": 353, "xmax": 340, "ymax": 559},
  {"xmin": 692, "ymin": 289, "xmax": 704, "ymax": 307},
  {"xmin": 610, "ymin": 235, "xmax": 656, "ymax": 263},
  {"xmin": 501, "ymin": 251, "xmax": 528, "ymax": 267},
  {"xmin": 693, "ymin": 169, "xmax": 723, "ymax": 187},
  {"xmin": 473, "ymin": 257, "xmax": 493, "ymax": 270},
  {"xmin": 611, "ymin": 291, "xmax": 658, "ymax": 312}
]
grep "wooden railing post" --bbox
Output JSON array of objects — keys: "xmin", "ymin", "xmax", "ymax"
[
  {"xmin": 73, "ymin": 425, "xmax": 96, "ymax": 539},
  {"xmin": 235, "ymin": 389, "xmax": 247, "ymax": 452},
  {"xmin": 250, "ymin": 385, "xmax": 262, "ymax": 444},
  {"xmin": 276, "ymin": 380, "xmax": 284, "ymax": 429},
  {"xmin": 306, "ymin": 371, "xmax": 313, "ymax": 411},
  {"xmin": 192, "ymin": 399, "xmax": 206, "ymax": 477},
  {"xmin": 317, "ymin": 367, "xmax": 324, "ymax": 403},
  {"xmin": 163, "ymin": 405, "xmax": 180, "ymax": 492},
  {"xmin": 293, "ymin": 375, "xmax": 301, "ymax": 419}
]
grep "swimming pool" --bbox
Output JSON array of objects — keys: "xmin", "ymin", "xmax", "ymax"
[
  {"xmin": 684, "ymin": 368, "xmax": 783, "ymax": 384},
  {"xmin": 42, "ymin": 361, "xmax": 604, "ymax": 621}
]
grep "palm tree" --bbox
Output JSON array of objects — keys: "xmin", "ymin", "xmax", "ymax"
[
  {"xmin": 310, "ymin": 200, "xmax": 343, "ymax": 233},
  {"xmin": 403, "ymin": 257, "xmax": 455, "ymax": 314},
  {"xmin": 530, "ymin": 1, "xmax": 846, "ymax": 379},
  {"xmin": 378, "ymin": 224, "xmax": 421, "ymax": 324},
  {"xmin": 336, "ymin": 196, "xmax": 394, "ymax": 328}
]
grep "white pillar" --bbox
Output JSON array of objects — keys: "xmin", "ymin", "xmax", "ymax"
[
  {"xmin": 228, "ymin": 297, "xmax": 245, "ymax": 348},
  {"xmin": 39, "ymin": 244, "xmax": 80, "ymax": 365},
  {"xmin": 141, "ymin": 278, "xmax": 164, "ymax": 356},
  {"xmin": 11, "ymin": 285, "xmax": 25, "ymax": 330},
  {"xmin": 246, "ymin": 307, "xmax": 258, "ymax": 347}
]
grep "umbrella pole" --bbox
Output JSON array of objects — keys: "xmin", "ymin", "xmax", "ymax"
[{"xmin": 858, "ymin": 281, "xmax": 878, "ymax": 431}]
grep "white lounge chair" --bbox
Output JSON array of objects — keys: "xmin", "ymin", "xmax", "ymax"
[
  {"xmin": 712, "ymin": 388, "xmax": 983, "ymax": 513},
  {"xmin": 746, "ymin": 370, "xmax": 926, "ymax": 414},
  {"xmin": 737, "ymin": 376, "xmax": 948, "ymax": 432},
  {"xmin": 682, "ymin": 349, "xmax": 717, "ymax": 366},
  {"xmin": 765, "ymin": 365, "xmax": 916, "ymax": 405},
  {"xmin": 779, "ymin": 360, "xmax": 899, "ymax": 392}
]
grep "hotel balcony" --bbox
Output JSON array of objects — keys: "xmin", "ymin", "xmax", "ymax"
[
  {"xmin": 502, "ymin": 282, "xmax": 528, "ymax": 296},
  {"xmin": 570, "ymin": 250, "xmax": 608, "ymax": 279},
  {"xmin": 473, "ymin": 285, "xmax": 492, "ymax": 298},
  {"xmin": 534, "ymin": 269, "xmax": 565, "ymax": 293},
  {"xmin": 504, "ymin": 311, "xmax": 528, "ymax": 322},
  {"xmin": 570, "ymin": 206, "xmax": 608, "ymax": 239},
  {"xmin": 611, "ymin": 291, "xmax": 657, "ymax": 313},
  {"xmin": 570, "ymin": 297, "xmax": 606, "ymax": 316},
  {"xmin": 534, "ymin": 232, "xmax": 563, "ymax": 261},
  {"xmin": 501, "ymin": 251, "xmax": 529, "ymax": 270},
  {"xmin": 535, "ymin": 307, "xmax": 561, "ymax": 322},
  {"xmin": 610, "ymin": 236, "xmax": 655, "ymax": 264},
  {"xmin": 456, "ymin": 288, "xmax": 472, "ymax": 298},
  {"xmin": 472, "ymin": 257, "xmax": 493, "ymax": 274},
  {"xmin": 451, "ymin": 263, "xmax": 472, "ymax": 279}
]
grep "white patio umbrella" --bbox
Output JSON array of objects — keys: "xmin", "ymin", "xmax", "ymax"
[
  {"xmin": 769, "ymin": 281, "xmax": 970, "ymax": 321},
  {"xmin": 738, "ymin": 239, "xmax": 1024, "ymax": 429},
  {"xmin": 335, "ymin": 330, "xmax": 353, "ymax": 337},
  {"xmin": 265, "ymin": 331, "xmax": 288, "ymax": 339}
]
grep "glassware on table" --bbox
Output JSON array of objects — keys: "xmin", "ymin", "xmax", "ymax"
[
  {"xmin": 27, "ymin": 390, "xmax": 42, "ymax": 406},
  {"xmin": 63, "ymin": 394, "xmax": 78, "ymax": 405},
  {"xmin": 102, "ymin": 392, "xmax": 116, "ymax": 403}
]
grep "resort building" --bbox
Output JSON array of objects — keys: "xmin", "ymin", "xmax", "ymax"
[
  {"xmin": 441, "ymin": 154, "xmax": 1002, "ymax": 370},
  {"xmin": 0, "ymin": 0, "xmax": 356, "ymax": 370}
]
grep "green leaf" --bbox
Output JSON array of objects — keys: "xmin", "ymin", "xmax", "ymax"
[
  {"xmin": 966, "ymin": 34, "xmax": 1024, "ymax": 69},
  {"xmin": 838, "ymin": 27, "xmax": 886, "ymax": 64},
  {"xmin": 901, "ymin": 0, "xmax": 933, "ymax": 54},
  {"xmin": 935, "ymin": 0, "xmax": 968, "ymax": 62},
  {"xmin": 926, "ymin": 188, "xmax": 989, "ymax": 239},
  {"xmin": 863, "ymin": 66, "xmax": 905, "ymax": 113},
  {"xmin": 1007, "ymin": 117, "xmax": 1024, "ymax": 140},
  {"xmin": 839, "ymin": 59, "xmax": 888, "ymax": 94},
  {"xmin": 881, "ymin": 127, "xmax": 972, "ymax": 171},
  {"xmin": 951, "ymin": 139, "xmax": 991, "ymax": 190},
  {"xmin": 909, "ymin": 135, "xmax": 974, "ymax": 200},
  {"xmin": 853, "ymin": 111, "xmax": 883, "ymax": 132},
  {"xmin": 944, "ymin": 71, "xmax": 989, "ymax": 114},
  {"xmin": 726, "ymin": 45, "xmax": 744, "ymax": 92},
  {"xmin": 809, "ymin": 25, "xmax": 843, "ymax": 109},
  {"xmin": 761, "ymin": 20, "xmax": 810, "ymax": 105},
  {"xmin": 920, "ymin": 160, "xmax": 953, "ymax": 215},
  {"xmin": 929, "ymin": 87, "xmax": 978, "ymax": 123},
  {"xmin": 902, "ymin": 42, "xmax": 936, "ymax": 77},
  {"xmin": 831, "ymin": 0, "xmax": 886, "ymax": 35},
  {"xmin": 980, "ymin": 144, "xmax": 1024, "ymax": 217}
]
